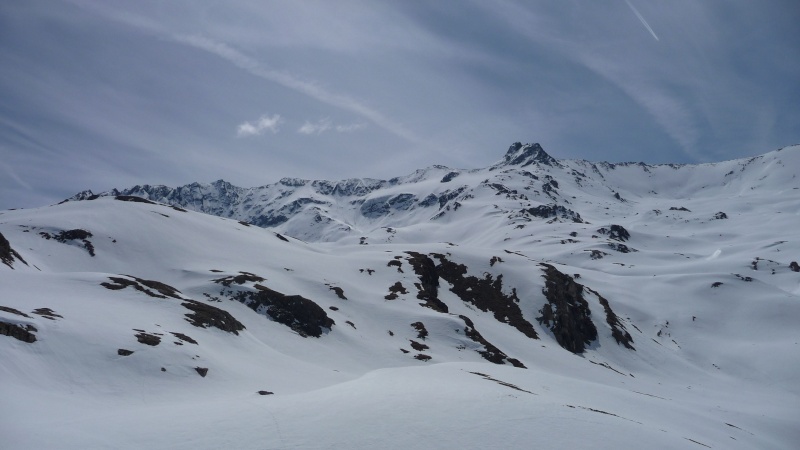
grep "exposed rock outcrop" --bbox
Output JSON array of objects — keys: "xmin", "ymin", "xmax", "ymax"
[
  {"xmin": 213, "ymin": 272, "xmax": 266, "ymax": 287},
  {"xmin": 537, "ymin": 264, "xmax": 598, "ymax": 354},
  {"xmin": 0, "ymin": 321, "xmax": 37, "ymax": 343},
  {"xmin": 181, "ymin": 300, "xmax": 245, "ymax": 335},
  {"xmin": 0, "ymin": 232, "xmax": 28, "ymax": 269},
  {"xmin": 102, "ymin": 276, "xmax": 245, "ymax": 334},
  {"xmin": 585, "ymin": 287, "xmax": 635, "ymax": 350},
  {"xmin": 405, "ymin": 252, "xmax": 448, "ymax": 312},
  {"xmin": 38, "ymin": 229, "xmax": 95, "ymax": 256},
  {"xmin": 597, "ymin": 225, "xmax": 630, "ymax": 242},
  {"xmin": 102, "ymin": 276, "xmax": 183, "ymax": 299},
  {"xmin": 459, "ymin": 315, "xmax": 526, "ymax": 368},
  {"xmin": 500, "ymin": 142, "xmax": 559, "ymax": 167},
  {"xmin": 135, "ymin": 331, "xmax": 161, "ymax": 346},
  {"xmin": 433, "ymin": 254, "xmax": 538, "ymax": 339},
  {"xmin": 523, "ymin": 204, "xmax": 584, "ymax": 223},
  {"xmin": 232, "ymin": 286, "xmax": 333, "ymax": 337}
]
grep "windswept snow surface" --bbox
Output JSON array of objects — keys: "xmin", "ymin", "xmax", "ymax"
[{"xmin": 2, "ymin": 144, "xmax": 800, "ymax": 449}]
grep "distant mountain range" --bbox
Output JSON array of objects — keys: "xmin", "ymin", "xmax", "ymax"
[
  {"xmin": 67, "ymin": 142, "xmax": 799, "ymax": 244},
  {"xmin": 2, "ymin": 142, "xmax": 799, "ymax": 449}
]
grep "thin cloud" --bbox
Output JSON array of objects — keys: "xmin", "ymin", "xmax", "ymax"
[
  {"xmin": 1, "ymin": 160, "xmax": 33, "ymax": 190},
  {"xmin": 336, "ymin": 123, "xmax": 366, "ymax": 133},
  {"xmin": 69, "ymin": 2, "xmax": 418, "ymax": 144},
  {"xmin": 173, "ymin": 34, "xmax": 417, "ymax": 143},
  {"xmin": 624, "ymin": 0, "xmax": 659, "ymax": 41},
  {"xmin": 298, "ymin": 118, "xmax": 332, "ymax": 135},
  {"xmin": 236, "ymin": 114, "xmax": 283, "ymax": 137},
  {"xmin": 298, "ymin": 118, "xmax": 366, "ymax": 135},
  {"xmin": 578, "ymin": 54, "xmax": 701, "ymax": 159}
]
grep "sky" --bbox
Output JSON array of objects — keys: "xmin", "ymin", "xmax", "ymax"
[{"xmin": 1, "ymin": 0, "xmax": 798, "ymax": 210}]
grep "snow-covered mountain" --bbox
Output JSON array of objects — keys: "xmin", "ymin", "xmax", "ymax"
[
  {"xmin": 3, "ymin": 143, "xmax": 800, "ymax": 449},
  {"xmin": 68, "ymin": 142, "xmax": 800, "ymax": 245}
]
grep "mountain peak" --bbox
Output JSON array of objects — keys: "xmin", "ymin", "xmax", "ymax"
[{"xmin": 501, "ymin": 142, "xmax": 558, "ymax": 167}]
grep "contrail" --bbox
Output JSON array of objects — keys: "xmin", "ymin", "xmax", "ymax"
[{"xmin": 624, "ymin": 0, "xmax": 659, "ymax": 41}]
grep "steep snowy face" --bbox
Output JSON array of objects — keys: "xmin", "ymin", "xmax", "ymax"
[{"xmin": 4, "ymin": 143, "xmax": 798, "ymax": 449}]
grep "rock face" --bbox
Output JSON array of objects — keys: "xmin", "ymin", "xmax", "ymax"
[
  {"xmin": 459, "ymin": 315, "xmax": 525, "ymax": 368},
  {"xmin": 597, "ymin": 225, "xmax": 630, "ymax": 242},
  {"xmin": 102, "ymin": 276, "xmax": 245, "ymax": 334},
  {"xmin": 0, "ymin": 321, "xmax": 37, "ymax": 343},
  {"xmin": 181, "ymin": 300, "xmax": 245, "ymax": 335},
  {"xmin": 607, "ymin": 243, "xmax": 636, "ymax": 253},
  {"xmin": 524, "ymin": 204, "xmax": 584, "ymax": 223},
  {"xmin": 500, "ymin": 142, "xmax": 559, "ymax": 167},
  {"xmin": 0, "ymin": 232, "xmax": 27, "ymax": 268},
  {"xmin": 405, "ymin": 252, "xmax": 447, "ymax": 312},
  {"xmin": 102, "ymin": 276, "xmax": 184, "ymax": 299},
  {"xmin": 587, "ymin": 287, "xmax": 635, "ymax": 350},
  {"xmin": 38, "ymin": 229, "xmax": 95, "ymax": 256},
  {"xmin": 433, "ymin": 254, "xmax": 538, "ymax": 339},
  {"xmin": 213, "ymin": 272, "xmax": 266, "ymax": 287},
  {"xmin": 135, "ymin": 331, "xmax": 161, "ymax": 346},
  {"xmin": 537, "ymin": 264, "xmax": 598, "ymax": 354},
  {"xmin": 232, "ymin": 286, "xmax": 334, "ymax": 337}
]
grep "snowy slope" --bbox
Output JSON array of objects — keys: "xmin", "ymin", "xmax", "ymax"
[{"xmin": 2, "ymin": 143, "xmax": 800, "ymax": 449}]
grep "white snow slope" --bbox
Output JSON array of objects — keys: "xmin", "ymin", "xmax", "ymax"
[{"xmin": 2, "ymin": 143, "xmax": 799, "ymax": 449}]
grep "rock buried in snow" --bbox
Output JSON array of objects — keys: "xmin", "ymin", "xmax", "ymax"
[
  {"xmin": 410, "ymin": 322, "xmax": 429, "ymax": 340},
  {"xmin": 195, "ymin": 367, "xmax": 208, "ymax": 377},
  {"xmin": 117, "ymin": 349, "xmax": 134, "ymax": 356},
  {"xmin": 38, "ymin": 229, "xmax": 95, "ymax": 256},
  {"xmin": 101, "ymin": 276, "xmax": 183, "ymax": 299},
  {"xmin": 257, "ymin": 390, "xmax": 274, "ymax": 395},
  {"xmin": 607, "ymin": 243, "xmax": 637, "ymax": 253},
  {"xmin": 212, "ymin": 271, "xmax": 266, "ymax": 287},
  {"xmin": 170, "ymin": 332, "xmax": 198, "ymax": 345}
]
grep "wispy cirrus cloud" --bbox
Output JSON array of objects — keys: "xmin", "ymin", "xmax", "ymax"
[
  {"xmin": 297, "ymin": 118, "xmax": 332, "ymax": 135},
  {"xmin": 297, "ymin": 118, "xmax": 366, "ymax": 135},
  {"xmin": 172, "ymin": 34, "xmax": 415, "ymax": 143},
  {"xmin": 67, "ymin": 2, "xmax": 418, "ymax": 144},
  {"xmin": 335, "ymin": 122, "xmax": 366, "ymax": 133},
  {"xmin": 236, "ymin": 114, "xmax": 283, "ymax": 137}
]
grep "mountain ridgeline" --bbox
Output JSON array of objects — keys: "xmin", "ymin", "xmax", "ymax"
[
  {"xmin": 68, "ymin": 143, "xmax": 799, "ymax": 244},
  {"xmin": 3, "ymin": 142, "xmax": 799, "ymax": 449}
]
